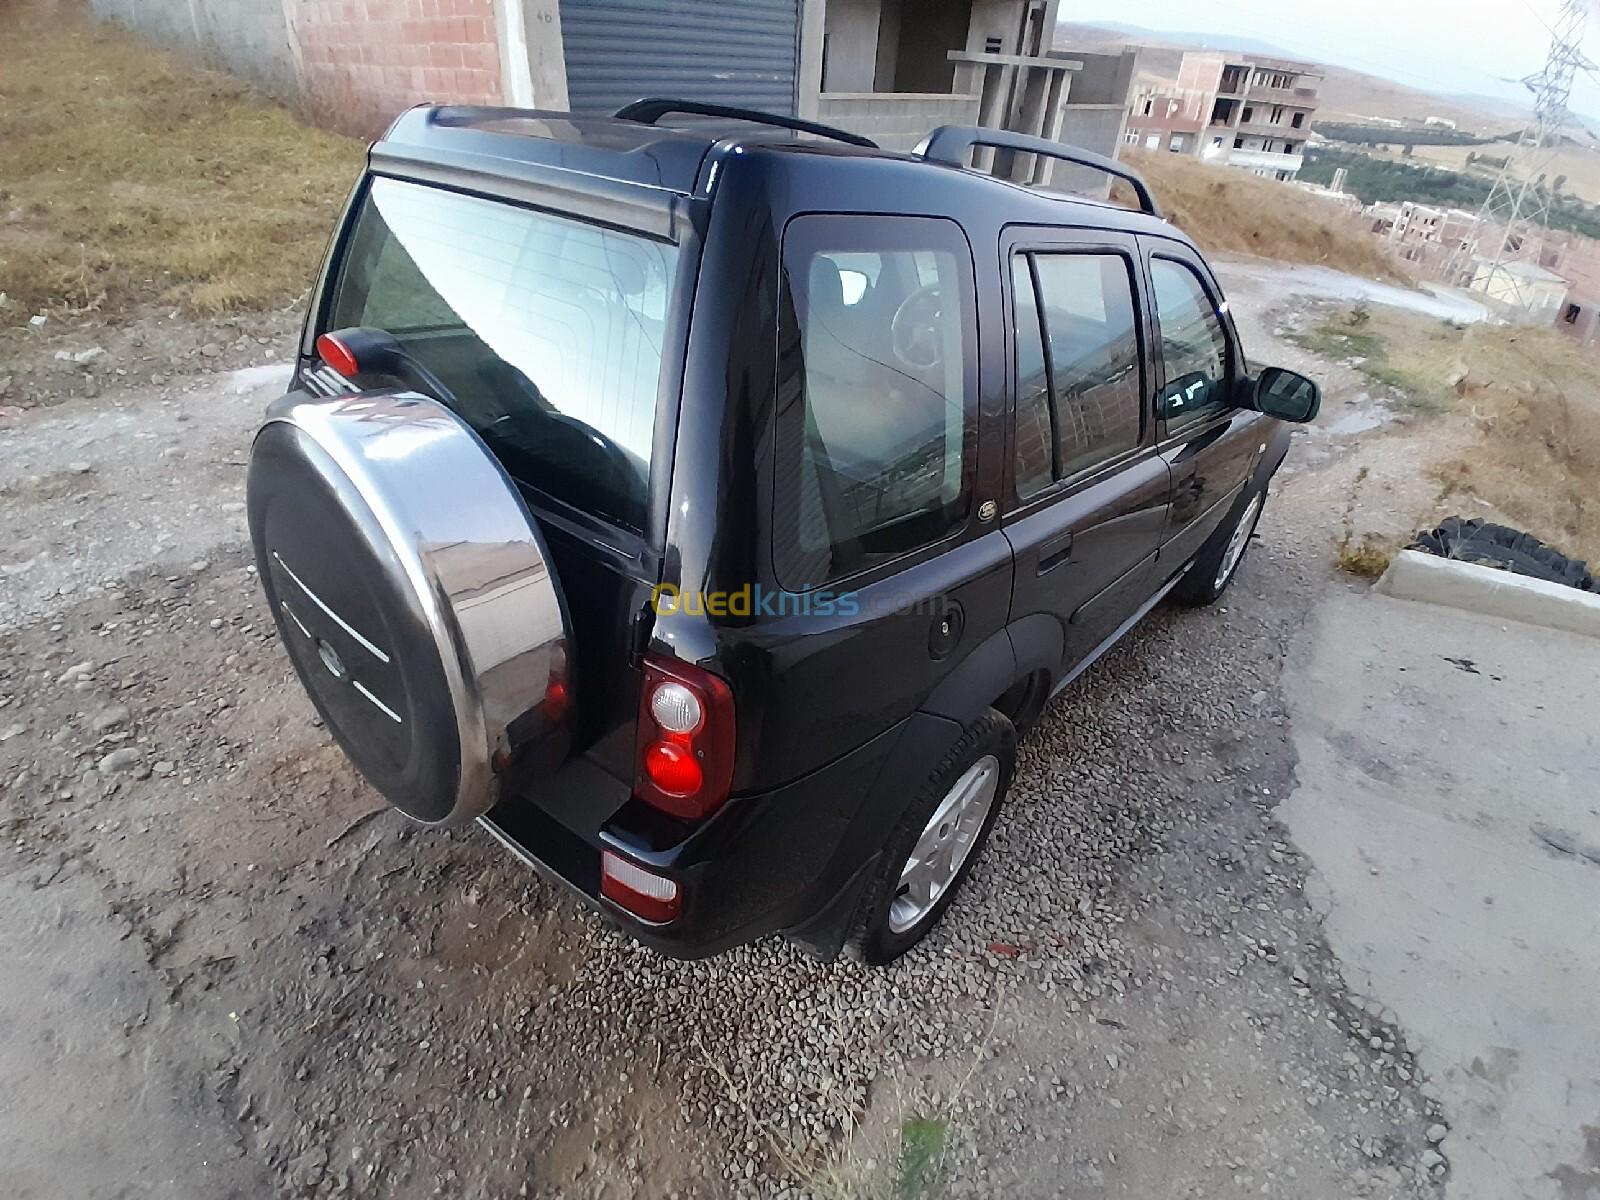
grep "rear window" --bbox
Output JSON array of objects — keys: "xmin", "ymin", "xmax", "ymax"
[{"xmin": 326, "ymin": 178, "xmax": 680, "ymax": 530}]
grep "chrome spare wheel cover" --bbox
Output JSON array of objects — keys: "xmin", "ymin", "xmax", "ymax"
[
  {"xmin": 1215, "ymin": 492, "xmax": 1264, "ymax": 591},
  {"xmin": 247, "ymin": 391, "xmax": 572, "ymax": 826},
  {"xmin": 888, "ymin": 754, "xmax": 1001, "ymax": 934}
]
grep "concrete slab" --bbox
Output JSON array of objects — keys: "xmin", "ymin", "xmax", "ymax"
[
  {"xmin": 1282, "ymin": 587, "xmax": 1600, "ymax": 1199},
  {"xmin": 1378, "ymin": 549, "xmax": 1600, "ymax": 641}
]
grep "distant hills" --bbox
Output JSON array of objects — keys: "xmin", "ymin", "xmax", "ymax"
[
  {"xmin": 1056, "ymin": 21, "xmax": 1535, "ymax": 135},
  {"xmin": 1064, "ymin": 20, "xmax": 1299, "ymax": 61}
]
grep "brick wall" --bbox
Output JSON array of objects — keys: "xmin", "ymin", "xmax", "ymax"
[{"xmin": 289, "ymin": 0, "xmax": 503, "ymax": 135}]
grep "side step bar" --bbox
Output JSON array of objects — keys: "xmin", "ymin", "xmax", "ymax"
[{"xmin": 1050, "ymin": 565, "xmax": 1190, "ymax": 699}]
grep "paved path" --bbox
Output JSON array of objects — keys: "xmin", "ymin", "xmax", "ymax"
[{"xmin": 1284, "ymin": 588, "xmax": 1600, "ymax": 1199}]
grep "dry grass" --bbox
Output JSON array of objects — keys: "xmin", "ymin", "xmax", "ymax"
[
  {"xmin": 1120, "ymin": 151, "xmax": 1409, "ymax": 285},
  {"xmin": 1285, "ymin": 303, "xmax": 1446, "ymax": 413},
  {"xmin": 1332, "ymin": 465, "xmax": 1398, "ymax": 578},
  {"xmin": 1335, "ymin": 533, "xmax": 1395, "ymax": 579},
  {"xmin": 1308, "ymin": 305, "xmax": 1600, "ymax": 565},
  {"xmin": 0, "ymin": 0, "xmax": 362, "ymax": 318}
]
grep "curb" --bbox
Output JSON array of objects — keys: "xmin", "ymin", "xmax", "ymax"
[{"xmin": 1375, "ymin": 549, "xmax": 1600, "ymax": 640}]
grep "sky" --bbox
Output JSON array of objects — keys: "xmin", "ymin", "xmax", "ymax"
[{"xmin": 1064, "ymin": 0, "xmax": 1600, "ymax": 118}]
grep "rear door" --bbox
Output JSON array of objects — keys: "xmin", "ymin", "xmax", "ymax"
[
  {"xmin": 1001, "ymin": 227, "xmax": 1171, "ymax": 672},
  {"xmin": 732, "ymin": 212, "xmax": 1015, "ymax": 784},
  {"xmin": 1142, "ymin": 241, "xmax": 1264, "ymax": 572},
  {"xmin": 320, "ymin": 176, "xmax": 686, "ymax": 784}
]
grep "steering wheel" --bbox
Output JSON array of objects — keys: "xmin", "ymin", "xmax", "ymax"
[{"xmin": 890, "ymin": 283, "xmax": 947, "ymax": 371}]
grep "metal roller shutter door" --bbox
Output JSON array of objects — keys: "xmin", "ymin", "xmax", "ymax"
[{"xmin": 559, "ymin": 0, "xmax": 799, "ymax": 116}]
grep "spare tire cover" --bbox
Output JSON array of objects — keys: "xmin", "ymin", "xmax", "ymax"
[{"xmin": 248, "ymin": 391, "xmax": 572, "ymax": 826}]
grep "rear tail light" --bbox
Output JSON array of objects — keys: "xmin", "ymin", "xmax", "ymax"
[
  {"xmin": 315, "ymin": 331, "xmax": 360, "ymax": 378},
  {"xmin": 633, "ymin": 654, "xmax": 735, "ymax": 821},
  {"xmin": 600, "ymin": 851, "xmax": 681, "ymax": 923}
]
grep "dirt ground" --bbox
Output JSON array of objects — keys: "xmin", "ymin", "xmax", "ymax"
[{"xmin": 0, "ymin": 265, "xmax": 1519, "ymax": 1198}]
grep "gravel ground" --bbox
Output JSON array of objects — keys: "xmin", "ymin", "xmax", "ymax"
[{"xmin": 1, "ymin": 270, "xmax": 1451, "ymax": 1198}]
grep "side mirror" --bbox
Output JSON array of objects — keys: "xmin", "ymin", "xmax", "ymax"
[{"xmin": 1252, "ymin": 366, "xmax": 1320, "ymax": 423}]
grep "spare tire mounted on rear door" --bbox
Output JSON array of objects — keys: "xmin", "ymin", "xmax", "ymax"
[{"xmin": 247, "ymin": 390, "xmax": 574, "ymax": 826}]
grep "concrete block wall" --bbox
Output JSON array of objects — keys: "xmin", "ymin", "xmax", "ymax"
[
  {"xmin": 1048, "ymin": 104, "xmax": 1127, "ymax": 198},
  {"xmin": 92, "ymin": 0, "xmax": 300, "ymax": 97},
  {"xmin": 817, "ymin": 94, "xmax": 980, "ymax": 153}
]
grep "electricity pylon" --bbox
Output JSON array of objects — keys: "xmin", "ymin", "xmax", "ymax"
[{"xmin": 1443, "ymin": 0, "xmax": 1593, "ymax": 313}]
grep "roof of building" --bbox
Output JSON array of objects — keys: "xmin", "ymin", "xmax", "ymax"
[
  {"xmin": 1233, "ymin": 53, "xmax": 1324, "ymax": 77},
  {"xmin": 1475, "ymin": 258, "xmax": 1567, "ymax": 284},
  {"xmin": 1181, "ymin": 49, "xmax": 1323, "ymax": 78}
]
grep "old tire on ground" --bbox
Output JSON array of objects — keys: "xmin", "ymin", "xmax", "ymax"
[
  {"xmin": 1410, "ymin": 517, "xmax": 1595, "ymax": 592},
  {"xmin": 849, "ymin": 709, "xmax": 1016, "ymax": 965},
  {"xmin": 1172, "ymin": 486, "xmax": 1267, "ymax": 608}
]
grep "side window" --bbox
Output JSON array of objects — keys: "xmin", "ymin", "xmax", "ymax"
[
  {"xmin": 774, "ymin": 216, "xmax": 975, "ymax": 590},
  {"xmin": 1150, "ymin": 257, "xmax": 1232, "ymax": 430},
  {"xmin": 1012, "ymin": 263, "xmax": 1055, "ymax": 500},
  {"xmin": 1009, "ymin": 250, "xmax": 1144, "ymax": 499}
]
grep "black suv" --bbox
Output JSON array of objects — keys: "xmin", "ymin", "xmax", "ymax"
[{"xmin": 247, "ymin": 101, "xmax": 1319, "ymax": 965}]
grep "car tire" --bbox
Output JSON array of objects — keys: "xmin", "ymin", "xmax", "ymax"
[
  {"xmin": 1172, "ymin": 485, "xmax": 1267, "ymax": 608},
  {"xmin": 848, "ymin": 709, "xmax": 1016, "ymax": 966}
]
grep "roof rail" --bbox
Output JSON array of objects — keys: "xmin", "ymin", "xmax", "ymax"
[
  {"xmin": 914, "ymin": 126, "xmax": 1162, "ymax": 217},
  {"xmin": 614, "ymin": 98, "xmax": 879, "ymax": 149}
]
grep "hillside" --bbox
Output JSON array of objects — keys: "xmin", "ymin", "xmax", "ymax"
[
  {"xmin": 1313, "ymin": 67, "xmax": 1522, "ymax": 136},
  {"xmin": 1123, "ymin": 150, "xmax": 1407, "ymax": 283},
  {"xmin": 1352, "ymin": 137, "xmax": 1600, "ymax": 208},
  {"xmin": 1055, "ymin": 21, "xmax": 1522, "ymax": 136},
  {"xmin": 1057, "ymin": 20, "xmax": 1298, "ymax": 60}
]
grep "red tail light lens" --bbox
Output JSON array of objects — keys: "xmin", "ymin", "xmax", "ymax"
[
  {"xmin": 644, "ymin": 740, "xmax": 703, "ymax": 795},
  {"xmin": 633, "ymin": 654, "xmax": 735, "ymax": 821},
  {"xmin": 315, "ymin": 332, "xmax": 360, "ymax": 378},
  {"xmin": 600, "ymin": 851, "xmax": 681, "ymax": 923}
]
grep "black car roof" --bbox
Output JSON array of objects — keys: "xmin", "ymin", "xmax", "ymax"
[{"xmin": 372, "ymin": 105, "xmax": 1180, "ymax": 242}]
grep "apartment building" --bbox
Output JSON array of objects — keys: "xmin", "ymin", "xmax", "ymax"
[
  {"xmin": 1529, "ymin": 231, "xmax": 1600, "ymax": 344},
  {"xmin": 1126, "ymin": 51, "xmax": 1321, "ymax": 181},
  {"xmin": 1366, "ymin": 201, "xmax": 1483, "ymax": 275},
  {"xmin": 1124, "ymin": 78, "xmax": 1210, "ymax": 155}
]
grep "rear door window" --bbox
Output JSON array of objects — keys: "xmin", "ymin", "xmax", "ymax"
[
  {"xmin": 327, "ymin": 177, "xmax": 680, "ymax": 531},
  {"xmin": 1010, "ymin": 250, "xmax": 1145, "ymax": 499},
  {"xmin": 773, "ymin": 216, "xmax": 977, "ymax": 590}
]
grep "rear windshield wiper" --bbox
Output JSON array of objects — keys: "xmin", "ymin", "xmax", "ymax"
[{"xmin": 316, "ymin": 326, "xmax": 463, "ymax": 412}]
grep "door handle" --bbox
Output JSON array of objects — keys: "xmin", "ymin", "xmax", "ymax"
[
  {"xmin": 1165, "ymin": 421, "xmax": 1230, "ymax": 464},
  {"xmin": 1038, "ymin": 530, "xmax": 1074, "ymax": 574}
]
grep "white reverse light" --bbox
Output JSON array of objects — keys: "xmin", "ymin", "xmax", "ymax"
[{"xmin": 649, "ymin": 681, "xmax": 703, "ymax": 734}]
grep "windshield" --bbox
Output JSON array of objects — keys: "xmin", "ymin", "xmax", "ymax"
[{"xmin": 326, "ymin": 177, "xmax": 680, "ymax": 530}]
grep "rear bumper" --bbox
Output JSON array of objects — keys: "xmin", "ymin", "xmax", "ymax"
[{"xmin": 481, "ymin": 709, "xmax": 963, "ymax": 958}]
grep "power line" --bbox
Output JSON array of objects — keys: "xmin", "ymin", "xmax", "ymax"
[{"xmin": 1442, "ymin": 0, "xmax": 1594, "ymax": 313}]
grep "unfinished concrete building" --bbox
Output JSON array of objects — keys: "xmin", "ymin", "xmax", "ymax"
[
  {"xmin": 815, "ymin": 0, "xmax": 1138, "ymax": 188},
  {"xmin": 1126, "ymin": 51, "xmax": 1321, "ymax": 181}
]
